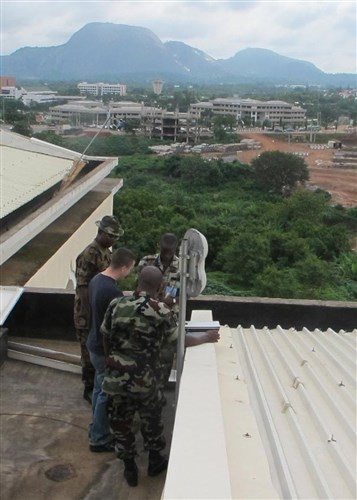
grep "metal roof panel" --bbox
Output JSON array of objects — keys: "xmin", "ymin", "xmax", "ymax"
[
  {"xmin": 165, "ymin": 324, "xmax": 357, "ymax": 499},
  {"xmin": 1, "ymin": 146, "xmax": 73, "ymax": 218}
]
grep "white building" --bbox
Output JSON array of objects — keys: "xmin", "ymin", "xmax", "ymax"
[
  {"xmin": 78, "ymin": 82, "xmax": 127, "ymax": 97},
  {"xmin": 191, "ymin": 98, "xmax": 306, "ymax": 125},
  {"xmin": 21, "ymin": 90, "xmax": 59, "ymax": 106},
  {"xmin": 0, "ymin": 86, "xmax": 23, "ymax": 100}
]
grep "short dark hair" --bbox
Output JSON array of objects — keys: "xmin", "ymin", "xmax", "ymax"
[
  {"xmin": 160, "ymin": 233, "xmax": 178, "ymax": 247},
  {"xmin": 111, "ymin": 248, "xmax": 136, "ymax": 269}
]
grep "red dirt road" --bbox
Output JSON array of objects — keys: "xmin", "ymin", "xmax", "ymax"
[{"xmin": 237, "ymin": 133, "xmax": 357, "ymax": 207}]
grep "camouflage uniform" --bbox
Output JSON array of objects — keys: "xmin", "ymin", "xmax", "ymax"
[
  {"xmin": 137, "ymin": 253, "xmax": 180, "ymax": 388},
  {"xmin": 137, "ymin": 254, "xmax": 180, "ymax": 302},
  {"xmin": 101, "ymin": 291, "xmax": 178, "ymax": 460},
  {"xmin": 74, "ymin": 240, "xmax": 111, "ymax": 391}
]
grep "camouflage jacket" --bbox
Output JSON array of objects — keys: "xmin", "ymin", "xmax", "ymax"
[
  {"xmin": 75, "ymin": 240, "xmax": 111, "ymax": 287},
  {"xmin": 101, "ymin": 291, "xmax": 178, "ymax": 398},
  {"xmin": 73, "ymin": 240, "xmax": 111, "ymax": 330},
  {"xmin": 137, "ymin": 254, "xmax": 180, "ymax": 301}
]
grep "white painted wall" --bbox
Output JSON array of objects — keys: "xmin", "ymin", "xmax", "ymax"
[{"xmin": 25, "ymin": 196, "xmax": 113, "ymax": 289}]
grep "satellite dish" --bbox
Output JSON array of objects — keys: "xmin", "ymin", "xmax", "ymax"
[
  {"xmin": 183, "ymin": 228, "xmax": 208, "ymax": 297},
  {"xmin": 175, "ymin": 228, "xmax": 208, "ymax": 398}
]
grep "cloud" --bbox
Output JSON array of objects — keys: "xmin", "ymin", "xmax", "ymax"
[{"xmin": 1, "ymin": 0, "xmax": 355, "ymax": 73}]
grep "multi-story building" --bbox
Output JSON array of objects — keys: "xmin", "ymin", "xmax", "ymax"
[
  {"xmin": 0, "ymin": 76, "xmax": 20, "ymax": 100},
  {"xmin": 77, "ymin": 82, "xmax": 127, "ymax": 97},
  {"xmin": 49, "ymin": 100, "xmax": 147, "ymax": 126},
  {"xmin": 49, "ymin": 101, "xmax": 198, "ymax": 141},
  {"xmin": 0, "ymin": 86, "xmax": 23, "ymax": 100},
  {"xmin": 21, "ymin": 90, "xmax": 59, "ymax": 106},
  {"xmin": 0, "ymin": 76, "xmax": 16, "ymax": 88},
  {"xmin": 191, "ymin": 98, "xmax": 306, "ymax": 125}
]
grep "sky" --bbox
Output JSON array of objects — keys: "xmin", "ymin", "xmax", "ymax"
[{"xmin": 1, "ymin": 0, "xmax": 356, "ymax": 74}]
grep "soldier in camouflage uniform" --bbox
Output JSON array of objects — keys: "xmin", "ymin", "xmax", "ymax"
[
  {"xmin": 136, "ymin": 233, "xmax": 180, "ymax": 303},
  {"xmin": 136, "ymin": 233, "xmax": 180, "ymax": 390},
  {"xmin": 101, "ymin": 266, "xmax": 178, "ymax": 487},
  {"xmin": 74, "ymin": 215, "xmax": 124, "ymax": 403}
]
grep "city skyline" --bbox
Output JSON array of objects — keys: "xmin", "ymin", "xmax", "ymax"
[{"xmin": 1, "ymin": 0, "xmax": 356, "ymax": 75}]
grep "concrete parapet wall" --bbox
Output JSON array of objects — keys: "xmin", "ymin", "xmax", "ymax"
[
  {"xmin": 188, "ymin": 295, "xmax": 357, "ymax": 331},
  {"xmin": 4, "ymin": 288, "xmax": 357, "ymax": 339}
]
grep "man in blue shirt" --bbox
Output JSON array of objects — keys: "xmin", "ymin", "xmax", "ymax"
[{"xmin": 87, "ymin": 247, "xmax": 136, "ymax": 452}]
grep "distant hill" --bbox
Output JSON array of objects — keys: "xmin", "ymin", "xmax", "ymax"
[
  {"xmin": 217, "ymin": 48, "xmax": 325, "ymax": 83},
  {"xmin": 1, "ymin": 22, "xmax": 356, "ymax": 86}
]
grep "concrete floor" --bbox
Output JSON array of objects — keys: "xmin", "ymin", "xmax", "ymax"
[{"xmin": 0, "ymin": 358, "xmax": 175, "ymax": 500}]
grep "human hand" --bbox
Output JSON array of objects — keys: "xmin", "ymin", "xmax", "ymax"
[
  {"xmin": 205, "ymin": 329, "xmax": 220, "ymax": 343},
  {"xmin": 164, "ymin": 294, "xmax": 178, "ymax": 307}
]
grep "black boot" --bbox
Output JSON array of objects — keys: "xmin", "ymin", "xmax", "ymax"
[
  {"xmin": 148, "ymin": 450, "xmax": 168, "ymax": 477},
  {"xmin": 123, "ymin": 458, "xmax": 138, "ymax": 487},
  {"xmin": 83, "ymin": 387, "xmax": 92, "ymax": 405}
]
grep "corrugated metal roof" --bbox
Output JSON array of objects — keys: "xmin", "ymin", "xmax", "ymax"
[
  {"xmin": 0, "ymin": 127, "xmax": 117, "ymax": 161},
  {"xmin": 1, "ymin": 145, "xmax": 73, "ymax": 218},
  {"xmin": 165, "ymin": 324, "xmax": 357, "ymax": 499},
  {"xmin": 231, "ymin": 325, "xmax": 356, "ymax": 499}
]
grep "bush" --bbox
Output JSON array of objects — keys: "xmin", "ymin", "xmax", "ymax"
[{"xmin": 252, "ymin": 151, "xmax": 309, "ymax": 195}]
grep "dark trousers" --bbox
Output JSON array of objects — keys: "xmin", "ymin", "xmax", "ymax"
[
  {"xmin": 75, "ymin": 328, "xmax": 95, "ymax": 391},
  {"xmin": 107, "ymin": 392, "xmax": 166, "ymax": 460}
]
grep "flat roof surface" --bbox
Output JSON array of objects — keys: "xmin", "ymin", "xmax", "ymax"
[{"xmin": 0, "ymin": 356, "xmax": 175, "ymax": 500}]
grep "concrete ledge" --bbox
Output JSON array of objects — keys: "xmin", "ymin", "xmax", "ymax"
[
  {"xmin": 188, "ymin": 295, "xmax": 357, "ymax": 331},
  {"xmin": 4, "ymin": 289, "xmax": 356, "ymax": 339},
  {"xmin": 164, "ymin": 343, "xmax": 232, "ymax": 499}
]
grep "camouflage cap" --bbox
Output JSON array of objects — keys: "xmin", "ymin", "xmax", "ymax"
[{"xmin": 96, "ymin": 215, "xmax": 124, "ymax": 239}]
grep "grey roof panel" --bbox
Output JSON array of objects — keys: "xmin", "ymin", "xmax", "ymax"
[{"xmin": 1, "ymin": 146, "xmax": 73, "ymax": 218}]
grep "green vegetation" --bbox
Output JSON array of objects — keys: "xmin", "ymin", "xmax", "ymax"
[
  {"xmin": 252, "ymin": 151, "xmax": 309, "ymax": 195},
  {"xmin": 29, "ymin": 126, "xmax": 356, "ymax": 301},
  {"xmin": 6, "ymin": 83, "xmax": 355, "ymax": 301},
  {"xmin": 61, "ymin": 133, "xmax": 357, "ymax": 300}
]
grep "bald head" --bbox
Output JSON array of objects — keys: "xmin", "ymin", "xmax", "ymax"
[{"xmin": 137, "ymin": 266, "xmax": 163, "ymax": 296}]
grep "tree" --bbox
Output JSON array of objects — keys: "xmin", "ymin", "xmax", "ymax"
[
  {"xmin": 33, "ymin": 131, "xmax": 66, "ymax": 146},
  {"xmin": 11, "ymin": 120, "xmax": 33, "ymax": 137},
  {"xmin": 252, "ymin": 151, "xmax": 309, "ymax": 195},
  {"xmin": 123, "ymin": 118, "xmax": 141, "ymax": 134},
  {"xmin": 255, "ymin": 266, "xmax": 300, "ymax": 298},
  {"xmin": 199, "ymin": 108, "xmax": 214, "ymax": 128},
  {"xmin": 0, "ymin": 97, "xmax": 25, "ymax": 123},
  {"xmin": 222, "ymin": 232, "xmax": 271, "ymax": 286}
]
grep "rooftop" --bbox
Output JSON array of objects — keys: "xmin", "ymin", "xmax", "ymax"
[
  {"xmin": 2, "ymin": 318, "xmax": 355, "ymax": 499},
  {"xmin": 165, "ymin": 323, "xmax": 356, "ymax": 499},
  {"xmin": 1, "ymin": 353, "xmax": 175, "ymax": 500}
]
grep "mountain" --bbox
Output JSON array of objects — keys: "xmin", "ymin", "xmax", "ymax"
[
  {"xmin": 217, "ymin": 48, "xmax": 325, "ymax": 84},
  {"xmin": 1, "ymin": 22, "xmax": 355, "ymax": 86},
  {"xmin": 164, "ymin": 41, "xmax": 226, "ymax": 81},
  {"xmin": 1, "ymin": 23, "xmax": 189, "ymax": 81}
]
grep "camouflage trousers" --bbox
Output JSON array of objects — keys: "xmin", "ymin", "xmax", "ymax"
[
  {"xmin": 107, "ymin": 392, "xmax": 166, "ymax": 460},
  {"xmin": 75, "ymin": 328, "xmax": 95, "ymax": 391},
  {"xmin": 158, "ymin": 343, "xmax": 176, "ymax": 395}
]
